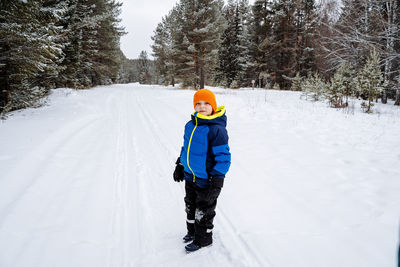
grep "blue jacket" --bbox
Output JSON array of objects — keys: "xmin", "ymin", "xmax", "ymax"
[{"xmin": 180, "ymin": 106, "xmax": 231, "ymax": 188}]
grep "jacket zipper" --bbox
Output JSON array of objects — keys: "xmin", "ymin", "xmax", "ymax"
[{"xmin": 187, "ymin": 116, "xmax": 197, "ymax": 182}]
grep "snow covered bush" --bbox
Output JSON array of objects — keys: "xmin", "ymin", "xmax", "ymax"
[
  {"xmin": 326, "ymin": 63, "xmax": 356, "ymax": 108},
  {"xmin": 301, "ymin": 72, "xmax": 327, "ymax": 101},
  {"xmin": 290, "ymin": 72, "xmax": 302, "ymax": 91}
]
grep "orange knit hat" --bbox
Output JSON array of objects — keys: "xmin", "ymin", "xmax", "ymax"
[{"xmin": 193, "ymin": 89, "xmax": 217, "ymax": 113}]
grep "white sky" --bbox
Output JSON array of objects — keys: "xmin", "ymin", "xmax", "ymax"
[{"xmin": 119, "ymin": 0, "xmax": 256, "ymax": 59}]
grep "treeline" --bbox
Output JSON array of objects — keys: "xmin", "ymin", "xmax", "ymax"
[
  {"xmin": 151, "ymin": 0, "xmax": 400, "ymax": 105},
  {"xmin": 0, "ymin": 0, "xmax": 125, "ymax": 115},
  {"xmin": 119, "ymin": 51, "xmax": 157, "ymax": 85}
]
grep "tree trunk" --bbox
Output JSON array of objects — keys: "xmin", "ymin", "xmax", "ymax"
[
  {"xmin": 395, "ymin": 88, "xmax": 400, "ymax": 106},
  {"xmin": 200, "ymin": 67, "xmax": 205, "ymax": 89},
  {"xmin": 382, "ymin": 89, "xmax": 387, "ymax": 104}
]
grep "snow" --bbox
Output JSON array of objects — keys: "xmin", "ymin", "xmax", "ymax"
[{"xmin": 0, "ymin": 83, "xmax": 399, "ymax": 267}]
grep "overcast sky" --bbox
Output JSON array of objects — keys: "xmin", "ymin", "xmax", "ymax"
[{"xmin": 119, "ymin": 0, "xmax": 256, "ymax": 60}]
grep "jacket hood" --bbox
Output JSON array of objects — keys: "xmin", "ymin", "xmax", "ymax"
[{"xmin": 191, "ymin": 106, "xmax": 227, "ymax": 127}]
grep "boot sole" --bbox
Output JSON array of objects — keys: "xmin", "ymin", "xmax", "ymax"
[{"xmin": 185, "ymin": 244, "xmax": 212, "ymax": 253}]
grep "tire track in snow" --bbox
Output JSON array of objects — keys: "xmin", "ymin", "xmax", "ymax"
[
  {"xmin": 107, "ymin": 91, "xmax": 130, "ymax": 267},
  {"xmin": 0, "ymin": 115, "xmax": 113, "ymax": 267},
  {"xmin": 0, "ymin": 115, "xmax": 101, "ymax": 225},
  {"xmin": 217, "ymin": 207, "xmax": 273, "ymax": 267}
]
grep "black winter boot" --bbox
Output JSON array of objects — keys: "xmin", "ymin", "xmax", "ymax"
[{"xmin": 182, "ymin": 233, "xmax": 195, "ymax": 243}]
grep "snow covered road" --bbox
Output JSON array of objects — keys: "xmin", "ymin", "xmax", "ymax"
[{"xmin": 0, "ymin": 84, "xmax": 399, "ymax": 267}]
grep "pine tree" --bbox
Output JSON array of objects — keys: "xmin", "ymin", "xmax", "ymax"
[
  {"xmin": 58, "ymin": 0, "xmax": 124, "ymax": 88},
  {"xmin": 271, "ymin": 0, "xmax": 298, "ymax": 89},
  {"xmin": 173, "ymin": 0, "xmax": 224, "ymax": 89},
  {"xmin": 152, "ymin": 6, "xmax": 179, "ymax": 86},
  {"xmin": 327, "ymin": 68, "xmax": 345, "ymax": 108},
  {"xmin": 0, "ymin": 0, "xmax": 65, "ymax": 114},
  {"xmin": 295, "ymin": 0, "xmax": 317, "ymax": 76},
  {"xmin": 91, "ymin": 0, "xmax": 125, "ymax": 85},
  {"xmin": 247, "ymin": 0, "xmax": 274, "ymax": 87},
  {"xmin": 59, "ymin": 0, "xmax": 97, "ymax": 88},
  {"xmin": 291, "ymin": 72, "xmax": 302, "ymax": 91},
  {"xmin": 216, "ymin": 1, "xmax": 243, "ymax": 87},
  {"xmin": 325, "ymin": 63, "xmax": 356, "ymax": 108},
  {"xmin": 236, "ymin": 0, "xmax": 251, "ymax": 86},
  {"xmin": 152, "ymin": 20, "xmax": 169, "ymax": 85},
  {"xmin": 302, "ymin": 72, "xmax": 326, "ymax": 101},
  {"xmin": 356, "ymin": 50, "xmax": 384, "ymax": 113}
]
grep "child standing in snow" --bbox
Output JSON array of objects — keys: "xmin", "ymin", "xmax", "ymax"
[{"xmin": 173, "ymin": 89, "xmax": 231, "ymax": 252}]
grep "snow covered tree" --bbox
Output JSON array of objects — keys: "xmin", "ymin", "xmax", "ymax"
[
  {"xmin": 91, "ymin": 0, "xmax": 125, "ymax": 85},
  {"xmin": 152, "ymin": 21, "xmax": 169, "ymax": 85},
  {"xmin": 0, "ymin": 0, "xmax": 66, "ymax": 114},
  {"xmin": 295, "ymin": 0, "xmax": 317, "ymax": 77},
  {"xmin": 58, "ymin": 0, "xmax": 124, "ymax": 88},
  {"xmin": 247, "ymin": 0, "xmax": 274, "ymax": 87},
  {"xmin": 216, "ymin": 0, "xmax": 247, "ymax": 87},
  {"xmin": 314, "ymin": 0, "xmax": 341, "ymax": 77},
  {"xmin": 58, "ymin": 0, "xmax": 97, "ymax": 88},
  {"xmin": 291, "ymin": 72, "xmax": 302, "ymax": 91},
  {"xmin": 270, "ymin": 0, "xmax": 298, "ymax": 88},
  {"xmin": 236, "ymin": 0, "xmax": 252, "ymax": 85},
  {"xmin": 0, "ymin": 0, "xmax": 124, "ymax": 115},
  {"xmin": 356, "ymin": 50, "xmax": 384, "ymax": 113},
  {"xmin": 152, "ymin": 6, "xmax": 179, "ymax": 86},
  {"xmin": 138, "ymin": 51, "xmax": 152, "ymax": 84},
  {"xmin": 249, "ymin": 0, "xmax": 317, "ymax": 89},
  {"xmin": 326, "ymin": 63, "xmax": 356, "ymax": 107},
  {"xmin": 171, "ymin": 0, "xmax": 224, "ymax": 89},
  {"xmin": 302, "ymin": 72, "xmax": 327, "ymax": 101},
  {"xmin": 326, "ymin": 69, "xmax": 345, "ymax": 108}
]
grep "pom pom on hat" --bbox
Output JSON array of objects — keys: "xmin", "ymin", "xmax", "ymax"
[{"xmin": 193, "ymin": 89, "xmax": 217, "ymax": 112}]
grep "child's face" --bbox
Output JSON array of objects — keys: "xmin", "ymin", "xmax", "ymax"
[{"xmin": 195, "ymin": 101, "xmax": 213, "ymax": 116}]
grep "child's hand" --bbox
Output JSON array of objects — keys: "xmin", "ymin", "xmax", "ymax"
[{"xmin": 173, "ymin": 157, "xmax": 184, "ymax": 182}]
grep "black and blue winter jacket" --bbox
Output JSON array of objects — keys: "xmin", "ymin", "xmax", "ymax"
[{"xmin": 180, "ymin": 106, "xmax": 231, "ymax": 188}]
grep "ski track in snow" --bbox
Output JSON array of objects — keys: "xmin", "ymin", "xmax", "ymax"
[{"xmin": 0, "ymin": 84, "xmax": 399, "ymax": 267}]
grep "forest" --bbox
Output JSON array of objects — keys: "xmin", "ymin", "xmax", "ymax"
[
  {"xmin": 151, "ymin": 0, "xmax": 400, "ymax": 111},
  {"xmin": 1, "ymin": 0, "xmax": 399, "ymax": 115}
]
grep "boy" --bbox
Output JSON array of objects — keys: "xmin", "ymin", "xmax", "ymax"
[{"xmin": 173, "ymin": 89, "xmax": 231, "ymax": 252}]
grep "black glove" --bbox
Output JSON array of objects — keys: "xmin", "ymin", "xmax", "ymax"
[{"xmin": 173, "ymin": 157, "xmax": 184, "ymax": 182}]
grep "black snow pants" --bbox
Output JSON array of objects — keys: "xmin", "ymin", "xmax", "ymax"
[{"xmin": 184, "ymin": 179, "xmax": 221, "ymax": 246}]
